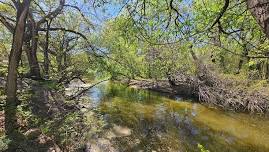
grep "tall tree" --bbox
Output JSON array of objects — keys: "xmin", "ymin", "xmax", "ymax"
[
  {"xmin": 5, "ymin": 0, "xmax": 31, "ymax": 141},
  {"xmin": 6, "ymin": 0, "xmax": 31, "ymax": 103}
]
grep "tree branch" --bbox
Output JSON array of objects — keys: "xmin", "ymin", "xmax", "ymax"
[
  {"xmin": 38, "ymin": 27, "xmax": 87, "ymax": 40},
  {"xmin": 37, "ymin": 0, "xmax": 65, "ymax": 27},
  {"xmin": 64, "ymin": 4, "xmax": 95, "ymax": 28},
  {"xmin": 66, "ymin": 79, "xmax": 109, "ymax": 100},
  {"xmin": 210, "ymin": 0, "xmax": 229, "ymax": 29},
  {"xmin": 0, "ymin": 14, "xmax": 15, "ymax": 33}
]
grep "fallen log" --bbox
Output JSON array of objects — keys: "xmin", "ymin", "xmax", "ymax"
[{"xmin": 66, "ymin": 79, "xmax": 109, "ymax": 100}]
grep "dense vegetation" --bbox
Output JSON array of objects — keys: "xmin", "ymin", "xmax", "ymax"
[{"xmin": 1, "ymin": 0, "xmax": 269, "ymax": 151}]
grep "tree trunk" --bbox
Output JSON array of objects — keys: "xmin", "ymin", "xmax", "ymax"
[
  {"xmin": 24, "ymin": 33, "xmax": 41, "ymax": 80},
  {"xmin": 6, "ymin": 0, "xmax": 30, "ymax": 104},
  {"xmin": 25, "ymin": 40, "xmax": 34, "ymax": 73},
  {"xmin": 265, "ymin": 59, "xmax": 269, "ymax": 80},
  {"xmin": 56, "ymin": 54, "xmax": 63, "ymax": 74},
  {"xmin": 23, "ymin": 11, "xmax": 42, "ymax": 80},
  {"xmin": 5, "ymin": 0, "xmax": 30, "ymax": 137},
  {"xmin": 44, "ymin": 21, "xmax": 51, "ymax": 79},
  {"xmin": 57, "ymin": 34, "xmax": 66, "ymax": 75},
  {"xmin": 236, "ymin": 44, "xmax": 250, "ymax": 74},
  {"xmin": 247, "ymin": 0, "xmax": 269, "ymax": 38},
  {"xmin": 29, "ymin": 26, "xmax": 41, "ymax": 79}
]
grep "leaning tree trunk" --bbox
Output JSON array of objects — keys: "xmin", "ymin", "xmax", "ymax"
[
  {"xmin": 5, "ymin": 0, "xmax": 31, "ymax": 139},
  {"xmin": 247, "ymin": 0, "xmax": 269, "ymax": 38},
  {"xmin": 6, "ymin": 0, "xmax": 30, "ymax": 103}
]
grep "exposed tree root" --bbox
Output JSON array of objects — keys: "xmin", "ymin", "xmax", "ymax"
[
  {"xmin": 168, "ymin": 59, "xmax": 269, "ymax": 113},
  {"xmin": 128, "ymin": 54, "xmax": 269, "ymax": 113}
]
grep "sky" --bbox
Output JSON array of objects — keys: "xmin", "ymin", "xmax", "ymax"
[
  {"xmin": 67, "ymin": 0, "xmax": 194, "ymax": 27},
  {"xmin": 69, "ymin": 0, "xmax": 124, "ymax": 26}
]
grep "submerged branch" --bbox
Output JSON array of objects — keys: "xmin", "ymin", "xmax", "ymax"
[{"xmin": 66, "ymin": 79, "xmax": 110, "ymax": 100}]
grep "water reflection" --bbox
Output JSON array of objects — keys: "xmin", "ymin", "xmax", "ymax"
[{"xmin": 86, "ymin": 81, "xmax": 269, "ymax": 152}]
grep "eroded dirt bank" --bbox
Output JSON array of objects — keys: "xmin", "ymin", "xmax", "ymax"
[{"xmin": 126, "ymin": 78, "xmax": 269, "ymax": 114}]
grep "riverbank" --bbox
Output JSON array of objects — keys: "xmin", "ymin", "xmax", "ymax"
[
  {"xmin": 126, "ymin": 79, "xmax": 196, "ymax": 99},
  {"xmin": 128, "ymin": 79, "xmax": 176, "ymax": 95},
  {"xmin": 125, "ymin": 79, "xmax": 269, "ymax": 114},
  {"xmin": 0, "ymin": 79, "xmax": 107, "ymax": 151}
]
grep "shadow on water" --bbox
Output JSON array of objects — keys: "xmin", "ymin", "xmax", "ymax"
[{"xmin": 86, "ymin": 81, "xmax": 269, "ymax": 152}]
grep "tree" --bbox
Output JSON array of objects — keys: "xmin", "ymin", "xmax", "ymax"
[
  {"xmin": 4, "ymin": 1, "xmax": 31, "ymax": 142},
  {"xmin": 247, "ymin": 0, "xmax": 269, "ymax": 38},
  {"xmin": 6, "ymin": 0, "xmax": 30, "ymax": 104}
]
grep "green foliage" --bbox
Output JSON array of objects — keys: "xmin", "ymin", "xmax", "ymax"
[
  {"xmin": 0, "ymin": 62, "xmax": 8, "ymax": 78},
  {"xmin": 0, "ymin": 0, "xmax": 268, "ymax": 82},
  {"xmin": 198, "ymin": 143, "xmax": 210, "ymax": 152},
  {"xmin": 0, "ymin": 135, "xmax": 10, "ymax": 151}
]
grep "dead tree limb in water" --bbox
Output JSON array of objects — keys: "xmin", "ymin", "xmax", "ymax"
[{"xmin": 66, "ymin": 79, "xmax": 109, "ymax": 100}]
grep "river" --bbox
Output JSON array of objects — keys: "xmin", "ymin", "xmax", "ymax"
[{"xmin": 85, "ymin": 81, "xmax": 269, "ymax": 152}]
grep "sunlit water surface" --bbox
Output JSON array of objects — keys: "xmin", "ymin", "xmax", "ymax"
[{"xmin": 86, "ymin": 81, "xmax": 269, "ymax": 152}]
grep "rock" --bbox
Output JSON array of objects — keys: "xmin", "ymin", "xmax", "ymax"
[
  {"xmin": 85, "ymin": 138, "xmax": 117, "ymax": 152},
  {"xmin": 112, "ymin": 124, "xmax": 131, "ymax": 137},
  {"xmin": 24, "ymin": 128, "xmax": 42, "ymax": 140},
  {"xmin": 85, "ymin": 142, "xmax": 102, "ymax": 152}
]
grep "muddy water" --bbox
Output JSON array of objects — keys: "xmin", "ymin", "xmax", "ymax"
[{"xmin": 86, "ymin": 81, "xmax": 269, "ymax": 152}]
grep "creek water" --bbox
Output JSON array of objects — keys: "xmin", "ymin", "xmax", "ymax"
[{"xmin": 86, "ymin": 81, "xmax": 269, "ymax": 152}]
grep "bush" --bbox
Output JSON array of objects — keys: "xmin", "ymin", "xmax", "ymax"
[{"xmin": 0, "ymin": 135, "xmax": 10, "ymax": 151}]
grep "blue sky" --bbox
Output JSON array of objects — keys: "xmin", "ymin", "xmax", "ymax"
[
  {"xmin": 68, "ymin": 0, "xmax": 124, "ymax": 26},
  {"xmin": 67, "ymin": 0, "xmax": 193, "ymax": 26}
]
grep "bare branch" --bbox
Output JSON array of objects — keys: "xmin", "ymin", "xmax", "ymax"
[
  {"xmin": 0, "ymin": 14, "xmax": 15, "ymax": 33},
  {"xmin": 169, "ymin": 0, "xmax": 183, "ymax": 27},
  {"xmin": 64, "ymin": 4, "xmax": 95, "ymax": 28},
  {"xmin": 38, "ymin": 27, "xmax": 87, "ymax": 40},
  {"xmin": 37, "ymin": 0, "xmax": 65, "ymax": 27}
]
